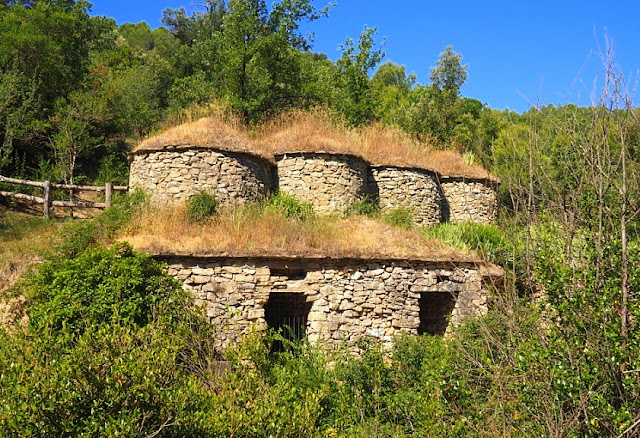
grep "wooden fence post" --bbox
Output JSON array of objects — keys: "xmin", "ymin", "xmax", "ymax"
[
  {"xmin": 43, "ymin": 180, "xmax": 51, "ymax": 219},
  {"xmin": 105, "ymin": 182, "xmax": 112, "ymax": 208}
]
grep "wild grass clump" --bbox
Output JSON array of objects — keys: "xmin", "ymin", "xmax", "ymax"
[
  {"xmin": 420, "ymin": 222, "xmax": 515, "ymax": 266},
  {"xmin": 344, "ymin": 195, "xmax": 380, "ymax": 218},
  {"xmin": 382, "ymin": 207, "xmax": 414, "ymax": 229},
  {"xmin": 186, "ymin": 191, "xmax": 219, "ymax": 224},
  {"xmin": 265, "ymin": 191, "xmax": 313, "ymax": 221}
]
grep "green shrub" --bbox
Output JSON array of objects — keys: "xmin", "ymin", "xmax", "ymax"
[
  {"xmin": 344, "ymin": 195, "xmax": 380, "ymax": 217},
  {"xmin": 382, "ymin": 207, "xmax": 413, "ymax": 229},
  {"xmin": 95, "ymin": 154, "xmax": 130, "ymax": 186},
  {"xmin": 57, "ymin": 189, "xmax": 147, "ymax": 258},
  {"xmin": 0, "ymin": 243, "xmax": 217, "ymax": 436},
  {"xmin": 186, "ymin": 190, "xmax": 219, "ymax": 223},
  {"xmin": 266, "ymin": 191, "xmax": 313, "ymax": 221},
  {"xmin": 28, "ymin": 243, "xmax": 187, "ymax": 341}
]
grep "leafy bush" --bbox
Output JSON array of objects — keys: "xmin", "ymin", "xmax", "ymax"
[
  {"xmin": 95, "ymin": 154, "xmax": 130, "ymax": 186},
  {"xmin": 382, "ymin": 207, "xmax": 413, "ymax": 229},
  {"xmin": 0, "ymin": 243, "xmax": 217, "ymax": 436},
  {"xmin": 186, "ymin": 190, "xmax": 219, "ymax": 223},
  {"xmin": 28, "ymin": 243, "xmax": 186, "ymax": 341},
  {"xmin": 266, "ymin": 191, "xmax": 313, "ymax": 221}
]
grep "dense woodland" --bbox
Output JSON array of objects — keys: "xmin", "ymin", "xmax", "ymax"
[{"xmin": 1, "ymin": 0, "xmax": 640, "ymax": 436}]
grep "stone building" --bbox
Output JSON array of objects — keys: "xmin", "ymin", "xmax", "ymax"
[
  {"xmin": 159, "ymin": 253, "xmax": 501, "ymax": 350},
  {"xmin": 130, "ymin": 146, "xmax": 499, "ymax": 226},
  {"xmin": 129, "ymin": 127, "xmax": 503, "ymax": 349}
]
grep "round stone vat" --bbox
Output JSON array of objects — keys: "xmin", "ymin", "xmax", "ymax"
[
  {"xmin": 440, "ymin": 177, "xmax": 498, "ymax": 225},
  {"xmin": 369, "ymin": 166, "xmax": 444, "ymax": 226},
  {"xmin": 129, "ymin": 147, "xmax": 275, "ymax": 205},
  {"xmin": 275, "ymin": 152, "xmax": 368, "ymax": 214}
]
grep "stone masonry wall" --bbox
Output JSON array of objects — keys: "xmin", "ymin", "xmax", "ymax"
[
  {"xmin": 130, "ymin": 147, "xmax": 500, "ymax": 225},
  {"xmin": 441, "ymin": 178, "xmax": 498, "ymax": 225},
  {"xmin": 275, "ymin": 153, "xmax": 368, "ymax": 214},
  {"xmin": 163, "ymin": 257, "xmax": 489, "ymax": 351},
  {"xmin": 369, "ymin": 166, "xmax": 444, "ymax": 226},
  {"xmin": 129, "ymin": 149, "xmax": 274, "ymax": 205}
]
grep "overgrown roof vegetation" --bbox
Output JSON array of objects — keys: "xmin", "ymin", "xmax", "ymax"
[
  {"xmin": 119, "ymin": 198, "xmax": 477, "ymax": 262},
  {"xmin": 134, "ymin": 109, "xmax": 495, "ymax": 180}
]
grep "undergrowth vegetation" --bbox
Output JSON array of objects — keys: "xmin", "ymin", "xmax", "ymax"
[
  {"xmin": 1, "ymin": 186, "xmax": 639, "ymax": 436},
  {"xmin": 120, "ymin": 193, "xmax": 466, "ymax": 261},
  {"xmin": 186, "ymin": 190, "xmax": 220, "ymax": 224}
]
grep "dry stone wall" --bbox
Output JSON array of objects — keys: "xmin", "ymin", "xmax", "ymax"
[
  {"xmin": 163, "ymin": 256, "xmax": 490, "ymax": 351},
  {"xmin": 275, "ymin": 153, "xmax": 368, "ymax": 214},
  {"xmin": 130, "ymin": 146, "xmax": 499, "ymax": 225},
  {"xmin": 369, "ymin": 166, "xmax": 444, "ymax": 226},
  {"xmin": 440, "ymin": 178, "xmax": 499, "ymax": 225},
  {"xmin": 129, "ymin": 148, "xmax": 274, "ymax": 205}
]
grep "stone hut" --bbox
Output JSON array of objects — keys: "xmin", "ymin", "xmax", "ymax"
[
  {"xmin": 129, "ymin": 147, "xmax": 275, "ymax": 205},
  {"xmin": 368, "ymin": 165, "xmax": 444, "ymax": 226},
  {"xmin": 161, "ymin": 254, "xmax": 500, "ymax": 350},
  {"xmin": 129, "ymin": 117, "xmax": 500, "ymax": 225},
  {"xmin": 440, "ymin": 177, "xmax": 499, "ymax": 225},
  {"xmin": 275, "ymin": 152, "xmax": 369, "ymax": 215}
]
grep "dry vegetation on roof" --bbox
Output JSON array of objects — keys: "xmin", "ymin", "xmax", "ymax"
[
  {"xmin": 134, "ymin": 116, "xmax": 272, "ymax": 159},
  {"xmin": 119, "ymin": 205, "xmax": 476, "ymax": 262},
  {"xmin": 259, "ymin": 111, "xmax": 493, "ymax": 179},
  {"xmin": 135, "ymin": 109, "xmax": 495, "ymax": 180}
]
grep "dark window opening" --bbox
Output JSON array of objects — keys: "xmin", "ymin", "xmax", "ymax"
[
  {"xmin": 269, "ymin": 267, "xmax": 307, "ymax": 280},
  {"xmin": 264, "ymin": 292, "xmax": 311, "ymax": 351},
  {"xmin": 418, "ymin": 292, "xmax": 456, "ymax": 335}
]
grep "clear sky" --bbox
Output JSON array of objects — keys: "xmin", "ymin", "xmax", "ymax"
[{"xmin": 88, "ymin": 0, "xmax": 640, "ymax": 113}]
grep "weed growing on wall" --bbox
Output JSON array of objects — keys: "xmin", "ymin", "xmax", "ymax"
[
  {"xmin": 186, "ymin": 190, "xmax": 219, "ymax": 224},
  {"xmin": 266, "ymin": 191, "xmax": 314, "ymax": 221},
  {"xmin": 344, "ymin": 195, "xmax": 380, "ymax": 217},
  {"xmin": 382, "ymin": 207, "xmax": 414, "ymax": 229}
]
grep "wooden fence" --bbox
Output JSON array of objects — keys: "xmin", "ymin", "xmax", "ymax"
[{"xmin": 0, "ymin": 175, "xmax": 128, "ymax": 219}]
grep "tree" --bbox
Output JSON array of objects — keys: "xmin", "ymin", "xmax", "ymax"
[
  {"xmin": 0, "ymin": 0, "xmax": 106, "ymax": 174},
  {"xmin": 215, "ymin": 0, "xmax": 330, "ymax": 123},
  {"xmin": 372, "ymin": 61, "xmax": 415, "ymax": 124},
  {"xmin": 429, "ymin": 45, "xmax": 467, "ymax": 93},
  {"xmin": 401, "ymin": 46, "xmax": 473, "ymax": 144},
  {"xmin": 334, "ymin": 26, "xmax": 385, "ymax": 126}
]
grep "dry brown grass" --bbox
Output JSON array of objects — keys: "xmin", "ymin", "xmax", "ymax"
[
  {"xmin": 0, "ymin": 209, "xmax": 63, "ymax": 293},
  {"xmin": 119, "ymin": 205, "xmax": 477, "ymax": 262},
  {"xmin": 0, "ymin": 208, "xmax": 64, "ymax": 327},
  {"xmin": 135, "ymin": 109, "xmax": 496, "ymax": 180},
  {"xmin": 134, "ymin": 115, "xmax": 274, "ymax": 161}
]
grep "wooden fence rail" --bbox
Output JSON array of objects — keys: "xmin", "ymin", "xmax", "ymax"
[{"xmin": 0, "ymin": 175, "xmax": 128, "ymax": 219}]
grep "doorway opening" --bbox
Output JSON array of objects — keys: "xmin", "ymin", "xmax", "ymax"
[
  {"xmin": 418, "ymin": 292, "xmax": 456, "ymax": 335},
  {"xmin": 264, "ymin": 292, "xmax": 311, "ymax": 351}
]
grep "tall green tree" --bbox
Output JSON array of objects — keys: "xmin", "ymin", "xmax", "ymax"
[
  {"xmin": 401, "ymin": 46, "xmax": 472, "ymax": 144},
  {"xmin": 371, "ymin": 61, "xmax": 415, "ymax": 124},
  {"xmin": 334, "ymin": 26, "xmax": 384, "ymax": 126},
  {"xmin": 215, "ymin": 0, "xmax": 329, "ymax": 123},
  {"xmin": 0, "ymin": 0, "xmax": 106, "ymax": 173},
  {"xmin": 429, "ymin": 45, "xmax": 467, "ymax": 93}
]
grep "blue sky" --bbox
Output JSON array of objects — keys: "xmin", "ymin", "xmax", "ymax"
[{"xmin": 89, "ymin": 0, "xmax": 640, "ymax": 113}]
